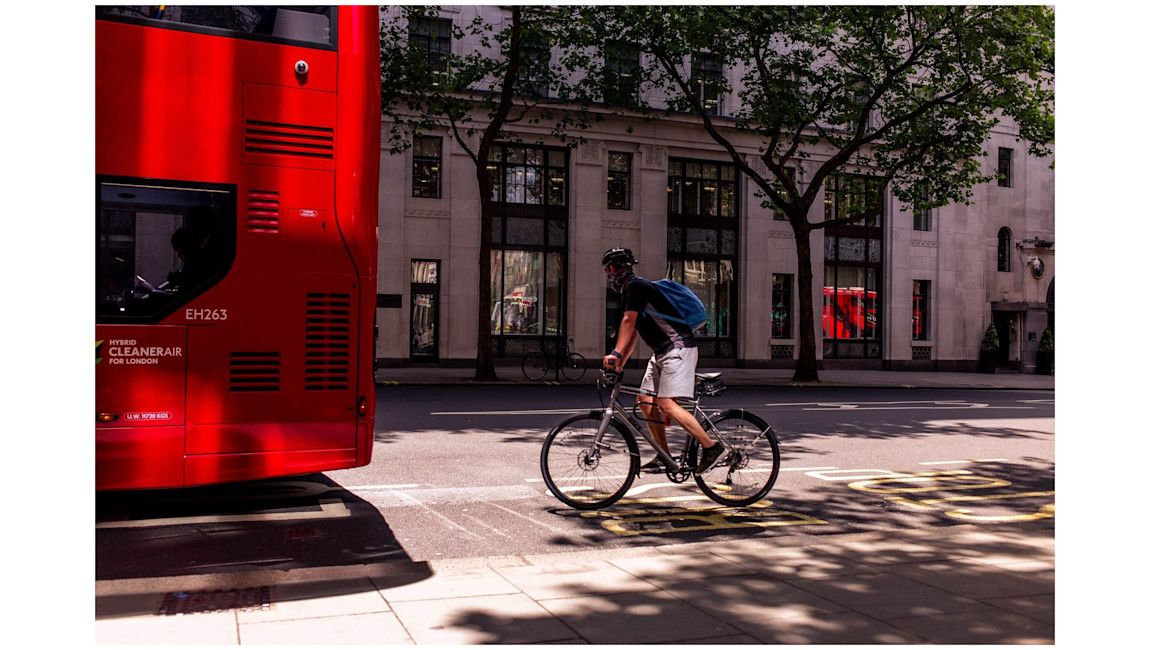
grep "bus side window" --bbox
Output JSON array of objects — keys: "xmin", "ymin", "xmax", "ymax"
[{"xmin": 97, "ymin": 179, "xmax": 235, "ymax": 322}]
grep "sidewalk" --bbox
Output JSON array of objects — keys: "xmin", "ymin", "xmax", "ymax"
[
  {"xmin": 376, "ymin": 366, "xmax": 1056, "ymax": 390},
  {"xmin": 95, "ymin": 522, "xmax": 1054, "ymax": 644}
]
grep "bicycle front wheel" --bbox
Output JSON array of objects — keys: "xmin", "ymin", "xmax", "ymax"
[
  {"xmin": 540, "ymin": 413, "xmax": 639, "ymax": 509},
  {"xmin": 561, "ymin": 353, "xmax": 587, "ymax": 381},
  {"xmin": 691, "ymin": 410, "xmax": 780, "ymax": 507},
  {"xmin": 522, "ymin": 354, "xmax": 549, "ymax": 380}
]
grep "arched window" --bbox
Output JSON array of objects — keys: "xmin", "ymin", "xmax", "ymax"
[{"xmin": 997, "ymin": 227, "xmax": 1012, "ymax": 272}]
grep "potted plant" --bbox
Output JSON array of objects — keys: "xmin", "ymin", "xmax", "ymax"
[
  {"xmin": 1036, "ymin": 328, "xmax": 1054, "ymax": 375},
  {"xmin": 978, "ymin": 323, "xmax": 1000, "ymax": 373}
]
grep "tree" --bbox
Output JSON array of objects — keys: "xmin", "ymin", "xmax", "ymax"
[
  {"xmin": 380, "ymin": 6, "xmax": 600, "ymax": 380},
  {"xmin": 574, "ymin": 5, "xmax": 1054, "ymax": 381}
]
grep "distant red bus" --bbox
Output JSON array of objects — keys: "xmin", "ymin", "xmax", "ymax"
[
  {"xmin": 822, "ymin": 286, "xmax": 877, "ymax": 340},
  {"xmin": 96, "ymin": 6, "xmax": 381, "ymax": 490}
]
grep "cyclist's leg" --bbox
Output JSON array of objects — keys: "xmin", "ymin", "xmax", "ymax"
[
  {"xmin": 638, "ymin": 356, "xmax": 671, "ymax": 455},
  {"xmin": 654, "ymin": 347, "xmax": 715, "ymax": 447}
]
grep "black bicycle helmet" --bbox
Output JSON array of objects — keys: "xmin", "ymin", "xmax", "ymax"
[{"xmin": 602, "ymin": 247, "xmax": 638, "ymax": 268}]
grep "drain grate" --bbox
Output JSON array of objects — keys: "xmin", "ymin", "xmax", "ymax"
[{"xmin": 158, "ymin": 587, "xmax": 272, "ymax": 615}]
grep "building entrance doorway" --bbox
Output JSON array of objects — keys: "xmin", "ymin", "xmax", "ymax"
[{"xmin": 992, "ymin": 311, "xmax": 1013, "ymax": 369}]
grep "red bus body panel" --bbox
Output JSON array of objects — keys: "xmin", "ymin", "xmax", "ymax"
[{"xmin": 96, "ymin": 7, "xmax": 380, "ymax": 490}]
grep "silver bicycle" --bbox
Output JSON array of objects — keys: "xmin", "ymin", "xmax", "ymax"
[{"xmin": 540, "ymin": 369, "xmax": 781, "ymax": 509}]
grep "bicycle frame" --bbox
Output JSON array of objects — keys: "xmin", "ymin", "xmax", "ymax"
[{"xmin": 591, "ymin": 375, "xmax": 722, "ymax": 472}]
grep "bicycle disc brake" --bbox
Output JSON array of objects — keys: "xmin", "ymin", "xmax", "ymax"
[{"xmin": 664, "ymin": 456, "xmax": 692, "ymax": 483}]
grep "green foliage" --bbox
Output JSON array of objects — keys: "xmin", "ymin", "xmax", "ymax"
[
  {"xmin": 981, "ymin": 323, "xmax": 1001, "ymax": 352},
  {"xmin": 1038, "ymin": 328, "xmax": 1054, "ymax": 353}
]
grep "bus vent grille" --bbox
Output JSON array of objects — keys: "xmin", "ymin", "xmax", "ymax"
[
  {"xmin": 229, "ymin": 352, "xmax": 281, "ymax": 392},
  {"xmin": 244, "ymin": 120, "xmax": 334, "ymax": 160},
  {"xmin": 304, "ymin": 293, "xmax": 352, "ymax": 391},
  {"xmin": 246, "ymin": 191, "xmax": 280, "ymax": 233}
]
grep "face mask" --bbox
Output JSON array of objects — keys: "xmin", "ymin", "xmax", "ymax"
[{"xmin": 607, "ymin": 268, "xmax": 632, "ymax": 293}]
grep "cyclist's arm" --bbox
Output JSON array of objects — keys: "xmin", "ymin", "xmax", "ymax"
[{"xmin": 605, "ymin": 310, "xmax": 640, "ymax": 369}]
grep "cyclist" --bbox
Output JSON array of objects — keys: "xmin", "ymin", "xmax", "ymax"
[{"xmin": 601, "ymin": 247, "xmax": 728, "ymax": 474}]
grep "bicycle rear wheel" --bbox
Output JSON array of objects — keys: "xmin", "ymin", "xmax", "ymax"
[
  {"xmin": 561, "ymin": 353, "xmax": 587, "ymax": 381},
  {"xmin": 522, "ymin": 354, "xmax": 549, "ymax": 380},
  {"xmin": 690, "ymin": 410, "xmax": 780, "ymax": 507},
  {"xmin": 540, "ymin": 413, "xmax": 638, "ymax": 509}
]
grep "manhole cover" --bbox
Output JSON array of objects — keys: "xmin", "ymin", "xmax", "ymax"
[{"xmin": 158, "ymin": 587, "xmax": 272, "ymax": 615}]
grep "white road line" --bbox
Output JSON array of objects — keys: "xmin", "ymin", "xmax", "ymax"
[
  {"xmin": 341, "ymin": 484, "xmax": 420, "ymax": 490},
  {"xmin": 920, "ymin": 458, "xmax": 1010, "ymax": 465},
  {"xmin": 390, "ymin": 491, "xmax": 484, "ymax": 539},
  {"xmin": 479, "ymin": 499, "xmax": 568, "ymax": 534},
  {"xmin": 782, "ymin": 466, "xmax": 838, "ymax": 472},
  {"xmin": 95, "ymin": 499, "xmax": 351, "ymax": 529},
  {"xmin": 430, "ymin": 408, "xmax": 586, "ymax": 416}
]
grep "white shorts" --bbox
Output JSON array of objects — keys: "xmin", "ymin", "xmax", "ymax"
[{"xmin": 640, "ymin": 346, "xmax": 699, "ymax": 399}]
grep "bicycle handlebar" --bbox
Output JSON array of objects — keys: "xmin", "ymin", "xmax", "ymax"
[{"xmin": 599, "ymin": 368, "xmax": 623, "ymax": 385}]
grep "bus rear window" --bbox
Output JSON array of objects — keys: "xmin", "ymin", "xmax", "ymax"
[
  {"xmin": 96, "ymin": 6, "xmax": 335, "ymax": 48},
  {"xmin": 97, "ymin": 179, "xmax": 236, "ymax": 324}
]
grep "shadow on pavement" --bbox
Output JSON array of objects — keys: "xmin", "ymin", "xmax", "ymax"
[{"xmin": 96, "ymin": 473, "xmax": 431, "ymax": 618}]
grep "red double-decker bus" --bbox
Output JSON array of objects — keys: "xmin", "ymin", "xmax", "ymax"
[{"xmin": 96, "ymin": 6, "xmax": 381, "ymax": 490}]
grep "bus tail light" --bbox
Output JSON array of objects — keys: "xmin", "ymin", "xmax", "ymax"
[
  {"xmin": 97, "ymin": 412, "xmax": 118, "ymax": 423},
  {"xmin": 358, "ymin": 397, "xmax": 369, "ymax": 418}
]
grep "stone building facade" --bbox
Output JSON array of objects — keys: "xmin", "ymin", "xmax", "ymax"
[{"xmin": 373, "ymin": 7, "xmax": 1055, "ymax": 374}]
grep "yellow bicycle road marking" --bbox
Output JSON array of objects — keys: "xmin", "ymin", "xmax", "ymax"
[
  {"xmin": 947, "ymin": 503, "xmax": 1055, "ymax": 522},
  {"xmin": 848, "ymin": 470, "xmax": 1012, "ymax": 493}
]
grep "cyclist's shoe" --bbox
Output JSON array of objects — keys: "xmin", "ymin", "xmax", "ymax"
[
  {"xmin": 697, "ymin": 442, "xmax": 729, "ymax": 473},
  {"xmin": 640, "ymin": 457, "xmax": 668, "ymax": 475}
]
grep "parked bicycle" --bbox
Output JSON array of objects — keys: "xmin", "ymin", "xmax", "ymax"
[
  {"xmin": 522, "ymin": 337, "xmax": 587, "ymax": 381},
  {"xmin": 540, "ymin": 369, "xmax": 780, "ymax": 509}
]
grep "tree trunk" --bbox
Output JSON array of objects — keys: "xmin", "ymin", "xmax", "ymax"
[
  {"xmin": 793, "ymin": 224, "xmax": 820, "ymax": 382},
  {"xmin": 475, "ymin": 170, "xmax": 497, "ymax": 381}
]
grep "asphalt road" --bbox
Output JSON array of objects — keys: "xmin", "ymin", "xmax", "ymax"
[{"xmin": 96, "ymin": 384, "xmax": 1054, "ymax": 580}]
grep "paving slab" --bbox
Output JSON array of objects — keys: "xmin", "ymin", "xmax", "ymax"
[
  {"xmin": 657, "ymin": 573, "xmax": 850, "ymax": 623},
  {"xmin": 787, "ymin": 572, "xmax": 986, "ymax": 620},
  {"xmin": 372, "ymin": 567, "xmax": 520, "ymax": 602},
  {"xmin": 729, "ymin": 611, "xmax": 928, "ymax": 644},
  {"xmin": 537, "ymin": 590, "xmax": 738, "ymax": 644},
  {"xmin": 708, "ymin": 543, "xmax": 884, "ymax": 580},
  {"xmin": 982, "ymin": 593, "xmax": 1056, "ymax": 625},
  {"xmin": 885, "ymin": 605, "xmax": 1055, "ymax": 644},
  {"xmin": 605, "ymin": 552, "xmax": 758, "ymax": 585},
  {"xmin": 237, "ymin": 612, "xmax": 413, "ymax": 645},
  {"xmin": 95, "ymin": 610, "xmax": 239, "ymax": 645},
  {"xmin": 889, "ymin": 557, "xmax": 1054, "ymax": 600},
  {"xmin": 387, "ymin": 593, "xmax": 577, "ymax": 645},
  {"xmin": 235, "ymin": 579, "xmax": 388, "ymax": 624},
  {"xmin": 492, "ymin": 560, "xmax": 659, "ymax": 600},
  {"xmin": 809, "ymin": 537, "xmax": 954, "ymax": 566}
]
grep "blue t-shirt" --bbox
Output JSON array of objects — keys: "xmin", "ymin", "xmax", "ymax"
[{"xmin": 619, "ymin": 275, "xmax": 697, "ymax": 355}]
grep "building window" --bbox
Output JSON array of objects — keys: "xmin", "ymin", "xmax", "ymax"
[
  {"xmin": 667, "ymin": 157, "xmax": 738, "ymax": 358},
  {"xmin": 667, "ymin": 160, "xmax": 736, "ymax": 218},
  {"xmin": 412, "ymin": 136, "xmax": 441, "ymax": 198},
  {"xmin": 487, "ymin": 144, "xmax": 569, "ymax": 356},
  {"xmin": 607, "ymin": 152, "xmax": 631, "ymax": 210},
  {"xmin": 603, "ymin": 41, "xmax": 640, "ymax": 107},
  {"xmin": 823, "ymin": 173, "xmax": 884, "ymax": 359},
  {"xmin": 998, "ymin": 147, "xmax": 1013, "ymax": 187},
  {"xmin": 487, "ymin": 145, "xmax": 567, "ymax": 207},
  {"xmin": 912, "ymin": 280, "xmax": 930, "ymax": 341},
  {"xmin": 408, "ymin": 17, "xmax": 452, "ymax": 88},
  {"xmin": 997, "ymin": 227, "xmax": 1012, "ymax": 272},
  {"xmin": 520, "ymin": 33, "xmax": 551, "ymax": 98},
  {"xmin": 690, "ymin": 52, "xmax": 724, "ymax": 115},
  {"xmin": 913, "ymin": 188, "xmax": 931, "ymax": 231},
  {"xmin": 772, "ymin": 274, "xmax": 793, "ymax": 338}
]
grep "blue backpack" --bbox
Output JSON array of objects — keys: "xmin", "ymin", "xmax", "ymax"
[{"xmin": 644, "ymin": 279, "xmax": 708, "ymax": 331}]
